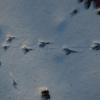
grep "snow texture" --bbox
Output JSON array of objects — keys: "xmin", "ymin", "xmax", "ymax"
[{"xmin": 0, "ymin": 0, "xmax": 100, "ymax": 100}]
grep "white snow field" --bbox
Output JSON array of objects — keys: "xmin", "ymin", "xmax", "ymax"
[{"xmin": 0, "ymin": 0, "xmax": 100, "ymax": 100}]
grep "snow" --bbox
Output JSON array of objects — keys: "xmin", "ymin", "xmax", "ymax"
[{"xmin": 0, "ymin": 0, "xmax": 100, "ymax": 100}]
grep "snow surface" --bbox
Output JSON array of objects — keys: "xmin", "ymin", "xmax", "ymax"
[{"xmin": 0, "ymin": 0, "xmax": 100, "ymax": 100}]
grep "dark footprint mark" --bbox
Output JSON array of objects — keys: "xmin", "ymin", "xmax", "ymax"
[
  {"xmin": 6, "ymin": 33, "xmax": 16, "ymax": 43},
  {"xmin": 9, "ymin": 72, "xmax": 18, "ymax": 89},
  {"xmin": 21, "ymin": 44, "xmax": 33, "ymax": 54},
  {"xmin": 70, "ymin": 9, "xmax": 79, "ymax": 16},
  {"xmin": 84, "ymin": 0, "xmax": 92, "ymax": 9},
  {"xmin": 62, "ymin": 47, "xmax": 78, "ymax": 55},
  {"xmin": 12, "ymin": 79, "xmax": 18, "ymax": 89},
  {"xmin": 38, "ymin": 40, "xmax": 51, "ymax": 48},
  {"xmin": 77, "ymin": 0, "xmax": 92, "ymax": 9},
  {"xmin": 91, "ymin": 41, "xmax": 100, "ymax": 50},
  {"xmin": 96, "ymin": 8, "xmax": 100, "ymax": 15},
  {"xmin": 40, "ymin": 87, "xmax": 51, "ymax": 100},
  {"xmin": 2, "ymin": 43, "xmax": 10, "ymax": 50}
]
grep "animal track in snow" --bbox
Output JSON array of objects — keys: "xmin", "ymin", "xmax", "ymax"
[
  {"xmin": 38, "ymin": 39, "xmax": 51, "ymax": 48},
  {"xmin": 9, "ymin": 72, "xmax": 18, "ymax": 89},
  {"xmin": 1, "ymin": 32, "xmax": 100, "ymax": 56},
  {"xmin": 2, "ymin": 42, "xmax": 10, "ymax": 50},
  {"xmin": 21, "ymin": 44, "xmax": 33, "ymax": 54},
  {"xmin": 91, "ymin": 41, "xmax": 100, "ymax": 50},
  {"xmin": 5, "ymin": 33, "xmax": 16, "ymax": 43},
  {"xmin": 62, "ymin": 47, "xmax": 78, "ymax": 55},
  {"xmin": 70, "ymin": 9, "xmax": 79, "ymax": 16}
]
